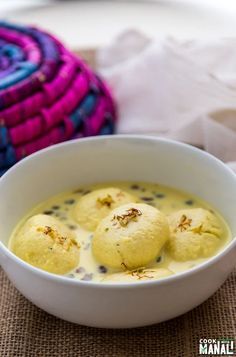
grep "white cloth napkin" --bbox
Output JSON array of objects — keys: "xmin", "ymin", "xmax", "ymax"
[{"xmin": 97, "ymin": 30, "xmax": 236, "ymax": 172}]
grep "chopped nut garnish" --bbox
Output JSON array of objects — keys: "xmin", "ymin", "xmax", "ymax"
[
  {"xmin": 128, "ymin": 267, "xmax": 155, "ymax": 280},
  {"xmin": 37, "ymin": 226, "xmax": 80, "ymax": 251},
  {"xmin": 176, "ymin": 215, "xmax": 192, "ymax": 232},
  {"xmin": 121, "ymin": 262, "xmax": 129, "ymax": 270},
  {"xmin": 113, "ymin": 208, "xmax": 142, "ymax": 227},
  {"xmin": 97, "ymin": 194, "xmax": 114, "ymax": 207},
  {"xmin": 191, "ymin": 224, "xmax": 203, "ymax": 234},
  {"xmin": 121, "ymin": 263, "xmax": 155, "ymax": 279}
]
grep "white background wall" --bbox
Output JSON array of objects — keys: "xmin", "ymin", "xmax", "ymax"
[{"xmin": 2, "ymin": 0, "xmax": 236, "ymax": 48}]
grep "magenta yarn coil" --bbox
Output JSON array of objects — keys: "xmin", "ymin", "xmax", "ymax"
[{"xmin": 0, "ymin": 21, "xmax": 116, "ymax": 175}]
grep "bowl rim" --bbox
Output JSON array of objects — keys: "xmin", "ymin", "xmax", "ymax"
[{"xmin": 0, "ymin": 134, "xmax": 236, "ymax": 289}]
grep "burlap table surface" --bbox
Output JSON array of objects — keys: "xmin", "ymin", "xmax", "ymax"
[
  {"xmin": 0, "ymin": 49, "xmax": 235, "ymax": 357},
  {"xmin": 0, "ymin": 267, "xmax": 235, "ymax": 357}
]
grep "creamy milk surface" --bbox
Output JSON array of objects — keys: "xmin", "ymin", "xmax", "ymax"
[{"xmin": 9, "ymin": 182, "xmax": 231, "ymax": 283}]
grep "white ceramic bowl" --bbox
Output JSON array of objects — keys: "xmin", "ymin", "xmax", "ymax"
[{"xmin": 0, "ymin": 136, "xmax": 235, "ymax": 328}]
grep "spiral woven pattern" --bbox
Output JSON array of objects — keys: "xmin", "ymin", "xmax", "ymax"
[{"xmin": 0, "ymin": 22, "xmax": 116, "ymax": 175}]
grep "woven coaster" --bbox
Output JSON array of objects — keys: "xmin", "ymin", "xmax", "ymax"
[{"xmin": 0, "ymin": 267, "xmax": 235, "ymax": 357}]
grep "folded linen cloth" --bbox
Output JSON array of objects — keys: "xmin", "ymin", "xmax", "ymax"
[
  {"xmin": 97, "ymin": 30, "xmax": 236, "ymax": 172},
  {"xmin": 0, "ymin": 21, "xmax": 116, "ymax": 175}
]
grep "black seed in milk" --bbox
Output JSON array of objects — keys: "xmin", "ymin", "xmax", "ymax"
[
  {"xmin": 156, "ymin": 193, "xmax": 165, "ymax": 199},
  {"xmin": 141, "ymin": 197, "xmax": 154, "ymax": 202},
  {"xmin": 185, "ymin": 199, "xmax": 194, "ymax": 206},
  {"xmin": 52, "ymin": 205, "xmax": 60, "ymax": 210},
  {"xmin": 43, "ymin": 210, "xmax": 53, "ymax": 215},
  {"xmin": 64, "ymin": 199, "xmax": 75, "ymax": 205},
  {"xmin": 67, "ymin": 225, "xmax": 77, "ymax": 230},
  {"xmin": 130, "ymin": 184, "xmax": 140, "ymax": 190},
  {"xmin": 98, "ymin": 265, "xmax": 108, "ymax": 274}
]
